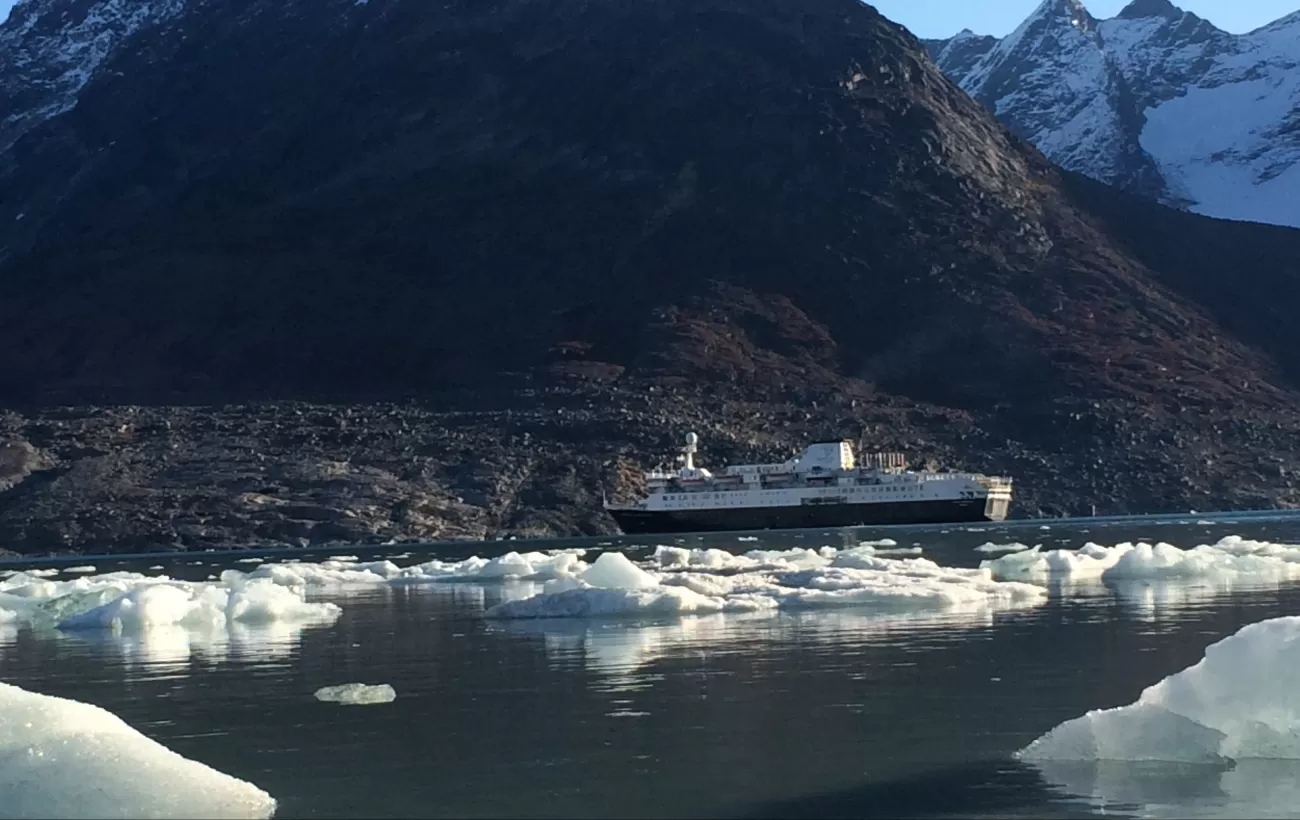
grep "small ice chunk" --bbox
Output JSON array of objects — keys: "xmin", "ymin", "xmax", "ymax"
[
  {"xmin": 313, "ymin": 683, "xmax": 396, "ymax": 705},
  {"xmin": 63, "ymin": 566, "xmax": 97, "ymax": 574},
  {"xmin": 579, "ymin": 552, "xmax": 659, "ymax": 590},
  {"xmin": 0, "ymin": 681, "xmax": 276, "ymax": 818},
  {"xmin": 974, "ymin": 542, "xmax": 1030, "ymax": 554}
]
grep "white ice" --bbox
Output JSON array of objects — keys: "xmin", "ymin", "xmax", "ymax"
[
  {"xmin": 484, "ymin": 546, "xmax": 1046, "ymax": 619},
  {"xmin": 313, "ymin": 683, "xmax": 396, "ymax": 705},
  {"xmin": 0, "ymin": 681, "xmax": 275, "ymax": 819},
  {"xmin": 980, "ymin": 536, "xmax": 1300, "ymax": 584},
  {"xmin": 974, "ymin": 542, "xmax": 1031, "ymax": 554},
  {"xmin": 1019, "ymin": 615, "xmax": 1300, "ymax": 763},
  {"xmin": 0, "ymin": 568, "xmax": 339, "ymax": 633},
  {"xmin": 60, "ymin": 576, "xmax": 341, "ymax": 633}
]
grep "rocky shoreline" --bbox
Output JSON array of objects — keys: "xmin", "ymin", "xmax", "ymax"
[{"xmin": 2, "ymin": 379, "xmax": 1297, "ymax": 556}]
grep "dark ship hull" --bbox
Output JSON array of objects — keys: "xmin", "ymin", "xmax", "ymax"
[{"xmin": 609, "ymin": 497, "xmax": 1006, "ymax": 535}]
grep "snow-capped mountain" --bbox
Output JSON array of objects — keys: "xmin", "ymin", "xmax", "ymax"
[{"xmin": 926, "ymin": 0, "xmax": 1300, "ymax": 228}]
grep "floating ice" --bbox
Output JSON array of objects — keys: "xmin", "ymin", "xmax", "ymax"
[
  {"xmin": 0, "ymin": 566, "xmax": 340, "ymax": 654},
  {"xmin": 64, "ymin": 565, "xmax": 97, "ymax": 574},
  {"xmin": 485, "ymin": 547, "xmax": 1045, "ymax": 620},
  {"xmin": 580, "ymin": 552, "xmax": 658, "ymax": 590},
  {"xmin": 0, "ymin": 681, "xmax": 276, "ymax": 818},
  {"xmin": 1019, "ymin": 615, "xmax": 1300, "ymax": 763},
  {"xmin": 981, "ymin": 536, "xmax": 1300, "ymax": 583},
  {"xmin": 61, "ymin": 577, "xmax": 340, "ymax": 634},
  {"xmin": 314, "ymin": 683, "xmax": 396, "ymax": 705},
  {"xmin": 975, "ymin": 542, "xmax": 1030, "ymax": 554}
]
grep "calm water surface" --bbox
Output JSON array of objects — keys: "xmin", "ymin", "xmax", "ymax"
[{"xmin": 4, "ymin": 513, "xmax": 1300, "ymax": 819}]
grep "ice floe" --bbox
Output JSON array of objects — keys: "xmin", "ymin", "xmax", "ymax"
[
  {"xmin": 61, "ymin": 575, "xmax": 340, "ymax": 633},
  {"xmin": 0, "ymin": 569, "xmax": 338, "ymax": 633},
  {"xmin": 0, "ymin": 681, "xmax": 276, "ymax": 818},
  {"xmin": 974, "ymin": 542, "xmax": 1030, "ymax": 554},
  {"xmin": 314, "ymin": 683, "xmax": 397, "ymax": 705},
  {"xmin": 980, "ymin": 536, "xmax": 1300, "ymax": 584},
  {"xmin": 485, "ymin": 547, "xmax": 1046, "ymax": 619}
]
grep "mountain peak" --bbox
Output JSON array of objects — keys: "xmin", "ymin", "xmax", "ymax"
[
  {"xmin": 1028, "ymin": 0, "xmax": 1097, "ymax": 31},
  {"xmin": 1116, "ymin": 0, "xmax": 1183, "ymax": 22}
]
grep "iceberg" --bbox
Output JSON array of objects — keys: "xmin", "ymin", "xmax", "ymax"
[{"xmin": 1019, "ymin": 615, "xmax": 1300, "ymax": 763}]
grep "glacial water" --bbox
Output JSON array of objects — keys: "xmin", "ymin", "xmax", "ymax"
[{"xmin": 3, "ymin": 512, "xmax": 1300, "ymax": 819}]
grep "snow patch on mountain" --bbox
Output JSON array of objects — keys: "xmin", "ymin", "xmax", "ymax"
[{"xmin": 0, "ymin": 0, "xmax": 187, "ymax": 152}]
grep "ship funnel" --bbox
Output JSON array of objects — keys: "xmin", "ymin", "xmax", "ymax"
[{"xmin": 682, "ymin": 431, "xmax": 699, "ymax": 471}]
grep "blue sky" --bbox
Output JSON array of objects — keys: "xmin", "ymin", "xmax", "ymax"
[
  {"xmin": 0, "ymin": 0, "xmax": 1295, "ymax": 36},
  {"xmin": 872, "ymin": 0, "xmax": 1298, "ymax": 39}
]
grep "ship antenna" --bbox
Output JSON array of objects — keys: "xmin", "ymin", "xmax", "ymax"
[{"xmin": 682, "ymin": 431, "xmax": 698, "ymax": 472}]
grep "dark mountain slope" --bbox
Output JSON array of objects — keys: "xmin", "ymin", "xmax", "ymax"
[
  {"xmin": 1, "ymin": 0, "xmax": 1296, "ymax": 407},
  {"xmin": 0, "ymin": 0, "xmax": 1299, "ymax": 550}
]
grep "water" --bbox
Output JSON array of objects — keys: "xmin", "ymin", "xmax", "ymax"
[{"xmin": 4, "ymin": 513, "xmax": 1300, "ymax": 819}]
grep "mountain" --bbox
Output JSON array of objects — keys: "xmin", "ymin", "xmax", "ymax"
[
  {"xmin": 1, "ymin": 0, "xmax": 1300, "ymax": 552},
  {"xmin": 926, "ymin": 0, "xmax": 1300, "ymax": 228}
]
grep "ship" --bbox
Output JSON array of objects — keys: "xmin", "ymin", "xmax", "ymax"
[{"xmin": 604, "ymin": 432, "xmax": 1013, "ymax": 534}]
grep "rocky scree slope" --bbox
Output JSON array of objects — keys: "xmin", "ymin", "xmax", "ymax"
[
  {"xmin": 0, "ymin": 0, "xmax": 1299, "ymax": 552},
  {"xmin": 926, "ymin": 0, "xmax": 1300, "ymax": 228}
]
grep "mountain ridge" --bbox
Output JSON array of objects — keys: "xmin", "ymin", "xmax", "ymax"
[{"xmin": 926, "ymin": 0, "xmax": 1300, "ymax": 227}]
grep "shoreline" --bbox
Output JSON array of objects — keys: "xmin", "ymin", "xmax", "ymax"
[{"xmin": 4, "ymin": 507, "xmax": 1297, "ymax": 567}]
